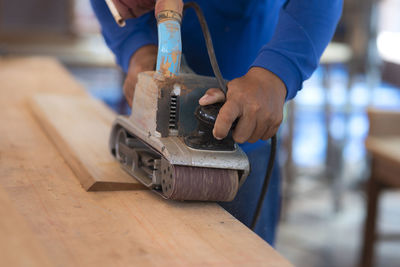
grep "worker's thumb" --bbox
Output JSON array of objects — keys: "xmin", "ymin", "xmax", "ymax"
[{"xmin": 199, "ymin": 88, "xmax": 225, "ymax": 106}]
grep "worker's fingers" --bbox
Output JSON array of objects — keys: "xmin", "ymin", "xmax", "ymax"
[
  {"xmin": 123, "ymin": 79, "xmax": 135, "ymax": 107},
  {"xmin": 261, "ymin": 126, "xmax": 279, "ymax": 141},
  {"xmin": 232, "ymin": 110, "xmax": 257, "ymax": 143},
  {"xmin": 247, "ymin": 121, "xmax": 269, "ymax": 143},
  {"xmin": 261, "ymin": 112, "xmax": 282, "ymax": 140},
  {"xmin": 113, "ymin": 0, "xmax": 156, "ymax": 19},
  {"xmin": 199, "ymin": 88, "xmax": 226, "ymax": 106},
  {"xmin": 213, "ymin": 100, "xmax": 241, "ymax": 140}
]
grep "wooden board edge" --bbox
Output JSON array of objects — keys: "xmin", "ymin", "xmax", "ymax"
[
  {"xmin": 27, "ymin": 94, "xmax": 146, "ymax": 192},
  {"xmin": 28, "ymin": 95, "xmax": 96, "ymax": 191},
  {"xmin": 88, "ymin": 181, "xmax": 146, "ymax": 191}
]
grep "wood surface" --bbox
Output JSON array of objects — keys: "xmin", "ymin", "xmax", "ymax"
[
  {"xmin": 0, "ymin": 187, "xmax": 53, "ymax": 267},
  {"xmin": 29, "ymin": 94, "xmax": 144, "ymax": 191},
  {"xmin": 0, "ymin": 57, "xmax": 292, "ymax": 267}
]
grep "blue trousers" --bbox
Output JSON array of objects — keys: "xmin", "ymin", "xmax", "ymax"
[{"xmin": 220, "ymin": 140, "xmax": 281, "ymax": 245}]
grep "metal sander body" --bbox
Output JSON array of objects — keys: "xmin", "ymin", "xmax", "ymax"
[
  {"xmin": 106, "ymin": 1, "xmax": 250, "ymax": 201},
  {"xmin": 109, "ymin": 72, "xmax": 250, "ymax": 201}
]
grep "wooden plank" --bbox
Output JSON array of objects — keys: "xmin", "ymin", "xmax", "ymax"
[
  {"xmin": 0, "ymin": 56, "xmax": 87, "ymax": 97},
  {"xmin": 0, "ymin": 187, "xmax": 53, "ymax": 267},
  {"xmin": 29, "ymin": 94, "xmax": 144, "ymax": 191},
  {"xmin": 0, "ymin": 57, "xmax": 292, "ymax": 267}
]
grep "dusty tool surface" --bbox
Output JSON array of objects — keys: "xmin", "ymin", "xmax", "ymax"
[
  {"xmin": 109, "ymin": 72, "xmax": 248, "ymax": 201},
  {"xmin": 106, "ymin": 2, "xmax": 249, "ymax": 202},
  {"xmin": 0, "ymin": 57, "xmax": 292, "ymax": 267}
]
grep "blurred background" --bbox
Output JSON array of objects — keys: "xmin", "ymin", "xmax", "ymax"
[{"xmin": 1, "ymin": 1, "xmax": 399, "ymax": 266}]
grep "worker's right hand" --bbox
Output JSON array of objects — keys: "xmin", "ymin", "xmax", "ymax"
[
  {"xmin": 199, "ymin": 67, "xmax": 286, "ymax": 143},
  {"xmin": 123, "ymin": 45, "xmax": 157, "ymax": 107}
]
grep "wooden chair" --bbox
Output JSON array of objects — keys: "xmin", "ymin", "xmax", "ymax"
[{"xmin": 360, "ymin": 108, "xmax": 400, "ymax": 267}]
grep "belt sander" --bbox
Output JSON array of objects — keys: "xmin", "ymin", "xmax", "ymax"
[{"xmin": 106, "ymin": 1, "xmax": 250, "ymax": 201}]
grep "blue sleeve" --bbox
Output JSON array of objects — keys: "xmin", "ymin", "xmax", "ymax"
[
  {"xmin": 250, "ymin": 0, "xmax": 343, "ymax": 100},
  {"xmin": 90, "ymin": 0, "xmax": 157, "ymax": 72}
]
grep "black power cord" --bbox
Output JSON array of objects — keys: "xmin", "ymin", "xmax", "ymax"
[
  {"xmin": 183, "ymin": 2, "xmax": 277, "ymax": 231},
  {"xmin": 183, "ymin": 2, "xmax": 227, "ymax": 96},
  {"xmin": 250, "ymin": 135, "xmax": 277, "ymax": 229}
]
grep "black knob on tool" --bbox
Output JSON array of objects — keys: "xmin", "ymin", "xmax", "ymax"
[
  {"xmin": 195, "ymin": 103, "xmax": 238, "ymax": 129},
  {"xmin": 184, "ymin": 103, "xmax": 235, "ymax": 151},
  {"xmin": 195, "ymin": 103, "xmax": 222, "ymax": 126}
]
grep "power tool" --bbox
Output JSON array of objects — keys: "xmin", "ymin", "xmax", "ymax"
[
  {"xmin": 107, "ymin": 1, "xmax": 249, "ymax": 201},
  {"xmin": 105, "ymin": 0, "xmax": 276, "ymax": 225}
]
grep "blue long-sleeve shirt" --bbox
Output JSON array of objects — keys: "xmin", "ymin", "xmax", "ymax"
[
  {"xmin": 91, "ymin": 0, "xmax": 342, "ymax": 100},
  {"xmin": 90, "ymin": 0, "xmax": 342, "ymax": 243}
]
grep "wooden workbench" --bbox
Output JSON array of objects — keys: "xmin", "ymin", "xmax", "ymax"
[{"xmin": 0, "ymin": 57, "xmax": 292, "ymax": 267}]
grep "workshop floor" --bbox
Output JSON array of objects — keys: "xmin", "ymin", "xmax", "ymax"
[{"xmin": 68, "ymin": 65, "xmax": 400, "ymax": 267}]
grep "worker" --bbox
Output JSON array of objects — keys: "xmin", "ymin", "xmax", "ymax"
[{"xmin": 90, "ymin": 0, "xmax": 342, "ymax": 245}]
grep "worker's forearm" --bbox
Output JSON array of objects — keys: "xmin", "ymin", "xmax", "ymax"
[
  {"xmin": 284, "ymin": 0, "xmax": 343, "ymax": 58},
  {"xmin": 128, "ymin": 44, "xmax": 157, "ymax": 74},
  {"xmin": 90, "ymin": 0, "xmax": 157, "ymax": 72},
  {"xmin": 123, "ymin": 45, "xmax": 157, "ymax": 106},
  {"xmin": 251, "ymin": 0, "xmax": 343, "ymax": 100}
]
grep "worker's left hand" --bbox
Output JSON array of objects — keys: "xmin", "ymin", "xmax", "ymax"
[
  {"xmin": 123, "ymin": 45, "xmax": 157, "ymax": 106},
  {"xmin": 199, "ymin": 67, "xmax": 286, "ymax": 143},
  {"xmin": 110, "ymin": 0, "xmax": 183, "ymax": 19}
]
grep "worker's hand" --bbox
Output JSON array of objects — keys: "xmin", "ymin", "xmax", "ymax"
[
  {"xmin": 124, "ymin": 45, "xmax": 157, "ymax": 107},
  {"xmin": 199, "ymin": 67, "xmax": 286, "ymax": 143},
  {"xmin": 110, "ymin": 0, "xmax": 155, "ymax": 19},
  {"xmin": 110, "ymin": 0, "xmax": 182, "ymax": 19}
]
